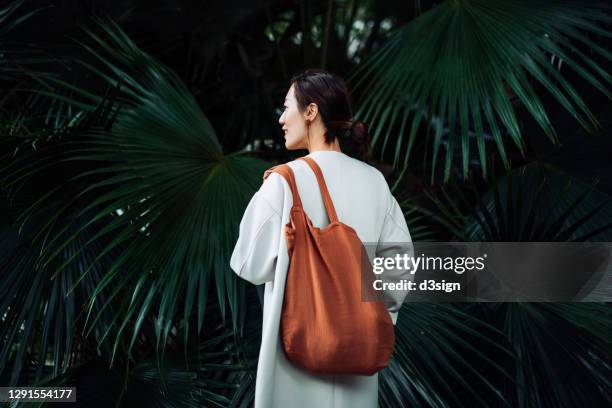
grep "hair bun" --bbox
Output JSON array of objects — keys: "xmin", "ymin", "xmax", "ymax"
[
  {"xmin": 350, "ymin": 120, "xmax": 366, "ymax": 136},
  {"xmin": 347, "ymin": 120, "xmax": 370, "ymax": 160}
]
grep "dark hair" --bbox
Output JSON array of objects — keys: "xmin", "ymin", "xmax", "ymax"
[{"xmin": 289, "ymin": 68, "xmax": 370, "ymax": 161}]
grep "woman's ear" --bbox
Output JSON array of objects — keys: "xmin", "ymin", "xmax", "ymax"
[{"xmin": 305, "ymin": 102, "xmax": 318, "ymax": 122}]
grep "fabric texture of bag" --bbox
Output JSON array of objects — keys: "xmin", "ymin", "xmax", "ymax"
[{"xmin": 262, "ymin": 156, "xmax": 395, "ymax": 376}]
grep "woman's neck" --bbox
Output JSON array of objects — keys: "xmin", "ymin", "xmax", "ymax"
[{"xmin": 307, "ymin": 139, "xmax": 342, "ymax": 153}]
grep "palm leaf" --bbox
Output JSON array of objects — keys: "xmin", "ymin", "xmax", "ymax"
[
  {"xmin": 382, "ymin": 303, "xmax": 514, "ymax": 407},
  {"xmin": 9, "ymin": 315, "xmax": 258, "ymax": 408},
  {"xmin": 469, "ymin": 302, "xmax": 612, "ymax": 407},
  {"xmin": 0, "ymin": 188, "xmax": 122, "ymax": 386},
  {"xmin": 3, "ymin": 17, "xmax": 270, "ymax": 367},
  {"xmin": 404, "ymin": 163, "xmax": 612, "ymax": 404},
  {"xmin": 348, "ymin": 0, "xmax": 612, "ymax": 182},
  {"xmin": 408, "ymin": 162, "xmax": 612, "ymax": 241}
]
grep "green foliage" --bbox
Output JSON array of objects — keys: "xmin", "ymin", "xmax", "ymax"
[
  {"xmin": 350, "ymin": 0, "xmax": 612, "ymax": 182},
  {"xmin": 0, "ymin": 0, "xmax": 610, "ymax": 406},
  {"xmin": 411, "ymin": 162, "xmax": 612, "ymax": 241},
  {"xmin": 381, "ymin": 303, "xmax": 514, "ymax": 408}
]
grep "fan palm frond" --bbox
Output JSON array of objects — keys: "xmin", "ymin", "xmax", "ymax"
[
  {"xmin": 382, "ymin": 303, "xmax": 514, "ymax": 407},
  {"xmin": 3, "ymin": 17, "xmax": 270, "ymax": 367},
  {"xmin": 403, "ymin": 163, "xmax": 612, "ymax": 405},
  {"xmin": 410, "ymin": 162, "xmax": 612, "ymax": 241},
  {"xmin": 0, "ymin": 189, "xmax": 122, "ymax": 386},
  {"xmin": 349, "ymin": 0, "xmax": 612, "ymax": 182}
]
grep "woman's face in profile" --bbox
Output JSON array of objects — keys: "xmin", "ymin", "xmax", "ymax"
[{"xmin": 279, "ymin": 84, "xmax": 307, "ymax": 150}]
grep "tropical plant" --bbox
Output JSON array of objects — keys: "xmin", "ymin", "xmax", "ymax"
[
  {"xmin": 412, "ymin": 162, "xmax": 612, "ymax": 242},
  {"xmin": 1, "ymin": 0, "xmax": 611, "ymax": 407},
  {"xmin": 404, "ymin": 163, "xmax": 612, "ymax": 406},
  {"xmin": 2, "ymin": 14, "xmax": 270, "ymax": 372},
  {"xmin": 350, "ymin": 0, "xmax": 612, "ymax": 182}
]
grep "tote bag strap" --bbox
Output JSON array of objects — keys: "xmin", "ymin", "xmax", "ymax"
[
  {"xmin": 263, "ymin": 164, "xmax": 302, "ymax": 207},
  {"xmin": 298, "ymin": 156, "xmax": 339, "ymax": 223}
]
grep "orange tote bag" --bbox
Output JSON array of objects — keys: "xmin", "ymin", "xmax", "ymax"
[{"xmin": 263, "ymin": 156, "xmax": 395, "ymax": 376}]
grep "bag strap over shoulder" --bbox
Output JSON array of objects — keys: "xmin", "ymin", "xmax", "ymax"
[
  {"xmin": 298, "ymin": 156, "xmax": 339, "ymax": 223},
  {"xmin": 263, "ymin": 164, "xmax": 302, "ymax": 207}
]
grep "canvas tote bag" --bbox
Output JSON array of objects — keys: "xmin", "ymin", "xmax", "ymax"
[{"xmin": 263, "ymin": 156, "xmax": 395, "ymax": 376}]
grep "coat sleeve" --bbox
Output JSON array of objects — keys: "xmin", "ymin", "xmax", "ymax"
[
  {"xmin": 375, "ymin": 194, "xmax": 414, "ymax": 325},
  {"xmin": 230, "ymin": 173, "xmax": 285, "ymax": 285}
]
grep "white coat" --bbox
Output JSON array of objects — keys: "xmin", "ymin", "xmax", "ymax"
[{"xmin": 230, "ymin": 150, "xmax": 413, "ymax": 408}]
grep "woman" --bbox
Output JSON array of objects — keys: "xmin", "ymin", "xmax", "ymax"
[{"xmin": 230, "ymin": 69, "xmax": 413, "ymax": 408}]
